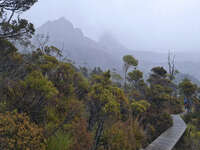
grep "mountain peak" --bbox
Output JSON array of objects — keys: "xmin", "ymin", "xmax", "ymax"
[
  {"xmin": 57, "ymin": 17, "xmax": 66, "ymax": 21},
  {"xmin": 54, "ymin": 17, "xmax": 74, "ymax": 28},
  {"xmin": 38, "ymin": 17, "xmax": 76, "ymax": 36}
]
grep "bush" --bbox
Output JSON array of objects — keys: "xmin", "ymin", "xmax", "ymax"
[
  {"xmin": 183, "ymin": 113, "xmax": 195, "ymax": 124},
  {"xmin": 144, "ymin": 112, "xmax": 172, "ymax": 140},
  {"xmin": 47, "ymin": 132, "xmax": 72, "ymax": 150},
  {"xmin": 0, "ymin": 112, "xmax": 46, "ymax": 150},
  {"xmin": 153, "ymin": 113, "xmax": 172, "ymax": 135},
  {"xmin": 64, "ymin": 118, "xmax": 92, "ymax": 150},
  {"xmin": 102, "ymin": 120, "xmax": 144, "ymax": 150}
]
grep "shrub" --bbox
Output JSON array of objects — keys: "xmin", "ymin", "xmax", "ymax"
[
  {"xmin": 0, "ymin": 112, "xmax": 46, "ymax": 150},
  {"xmin": 47, "ymin": 132, "xmax": 72, "ymax": 150},
  {"xmin": 62, "ymin": 118, "xmax": 92, "ymax": 150},
  {"xmin": 144, "ymin": 112, "xmax": 172, "ymax": 140},
  {"xmin": 102, "ymin": 120, "xmax": 144, "ymax": 150}
]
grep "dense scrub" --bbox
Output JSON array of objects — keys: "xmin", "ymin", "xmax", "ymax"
[
  {"xmin": 0, "ymin": 38, "xmax": 186, "ymax": 150},
  {"xmin": 0, "ymin": 1, "xmax": 197, "ymax": 149},
  {"xmin": 0, "ymin": 112, "xmax": 46, "ymax": 150},
  {"xmin": 173, "ymin": 97, "xmax": 200, "ymax": 150}
]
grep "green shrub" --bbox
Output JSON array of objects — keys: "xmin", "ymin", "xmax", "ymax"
[
  {"xmin": 144, "ymin": 112, "xmax": 172, "ymax": 139},
  {"xmin": 183, "ymin": 112, "xmax": 196, "ymax": 124},
  {"xmin": 47, "ymin": 132, "xmax": 72, "ymax": 150}
]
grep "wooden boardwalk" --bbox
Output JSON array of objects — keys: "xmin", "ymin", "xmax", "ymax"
[{"xmin": 144, "ymin": 114, "xmax": 187, "ymax": 150}]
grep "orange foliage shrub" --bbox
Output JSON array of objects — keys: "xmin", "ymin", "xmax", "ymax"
[
  {"xmin": 102, "ymin": 120, "xmax": 144, "ymax": 150},
  {"xmin": 0, "ymin": 112, "xmax": 46, "ymax": 150},
  {"xmin": 67, "ymin": 118, "xmax": 92, "ymax": 150}
]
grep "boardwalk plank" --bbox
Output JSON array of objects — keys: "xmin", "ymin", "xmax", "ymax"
[{"xmin": 144, "ymin": 115, "xmax": 187, "ymax": 150}]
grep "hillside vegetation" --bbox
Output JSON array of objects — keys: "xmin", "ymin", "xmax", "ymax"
[{"xmin": 0, "ymin": 1, "xmax": 200, "ymax": 150}]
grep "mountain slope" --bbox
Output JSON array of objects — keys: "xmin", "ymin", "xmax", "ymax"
[
  {"xmin": 35, "ymin": 17, "xmax": 200, "ymax": 82},
  {"xmin": 36, "ymin": 17, "xmax": 119, "ymax": 69}
]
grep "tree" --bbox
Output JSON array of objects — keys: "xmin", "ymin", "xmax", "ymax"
[
  {"xmin": 1, "ymin": 71, "xmax": 58, "ymax": 123},
  {"xmin": 123, "ymin": 55, "xmax": 138, "ymax": 89},
  {"xmin": 88, "ymin": 84, "xmax": 119, "ymax": 150},
  {"xmin": 34, "ymin": 34, "xmax": 63, "ymax": 57},
  {"xmin": 46, "ymin": 98, "xmax": 87, "ymax": 142},
  {"xmin": 0, "ymin": 0, "xmax": 37, "ymax": 40},
  {"xmin": 48, "ymin": 63, "xmax": 75, "ymax": 97},
  {"xmin": 128, "ymin": 69, "xmax": 143, "ymax": 90},
  {"xmin": 111, "ymin": 71, "xmax": 123, "ymax": 87},
  {"xmin": 179, "ymin": 78, "xmax": 197, "ymax": 98},
  {"xmin": 179, "ymin": 78, "xmax": 197, "ymax": 111},
  {"xmin": 151, "ymin": 66, "xmax": 167, "ymax": 78},
  {"xmin": 47, "ymin": 132, "xmax": 72, "ymax": 150},
  {"xmin": 0, "ymin": 111, "xmax": 46, "ymax": 150},
  {"xmin": 102, "ymin": 120, "xmax": 144, "ymax": 150},
  {"xmin": 131, "ymin": 100, "xmax": 150, "ymax": 120},
  {"xmin": 88, "ymin": 71, "xmax": 128, "ymax": 150},
  {"xmin": 147, "ymin": 66, "xmax": 177, "ymax": 111},
  {"xmin": 0, "ymin": 39, "xmax": 20, "ymax": 78},
  {"xmin": 168, "ymin": 50, "xmax": 178, "ymax": 81},
  {"xmin": 91, "ymin": 67, "xmax": 103, "ymax": 76},
  {"xmin": 67, "ymin": 118, "xmax": 92, "ymax": 150},
  {"xmin": 34, "ymin": 34, "xmax": 50, "ymax": 51},
  {"xmin": 80, "ymin": 66, "xmax": 89, "ymax": 78}
]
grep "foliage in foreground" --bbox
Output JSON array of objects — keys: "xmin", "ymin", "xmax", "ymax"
[
  {"xmin": 0, "ymin": 112, "xmax": 46, "ymax": 150},
  {"xmin": 0, "ymin": 36, "xmax": 187, "ymax": 150},
  {"xmin": 1, "ymin": 1, "xmax": 199, "ymax": 150}
]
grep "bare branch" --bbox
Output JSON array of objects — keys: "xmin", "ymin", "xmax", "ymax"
[
  {"xmin": 168, "ymin": 50, "xmax": 177, "ymax": 81},
  {"xmin": 7, "ymin": 9, "xmax": 15, "ymax": 23}
]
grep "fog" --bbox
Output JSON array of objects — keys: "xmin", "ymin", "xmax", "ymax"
[{"xmin": 24, "ymin": 0, "xmax": 200, "ymax": 52}]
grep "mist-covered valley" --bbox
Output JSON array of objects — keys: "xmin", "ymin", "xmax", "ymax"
[{"xmin": 32, "ymin": 17, "xmax": 200, "ymax": 84}]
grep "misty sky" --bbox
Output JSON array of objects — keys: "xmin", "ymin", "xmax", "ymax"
[{"xmin": 24, "ymin": 0, "xmax": 200, "ymax": 52}]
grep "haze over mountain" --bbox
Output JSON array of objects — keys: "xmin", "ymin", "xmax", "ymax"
[
  {"xmin": 24, "ymin": 0, "xmax": 200, "ymax": 53},
  {"xmin": 36, "ymin": 17, "xmax": 119, "ymax": 69},
  {"xmin": 36, "ymin": 17, "xmax": 200, "ymax": 81}
]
